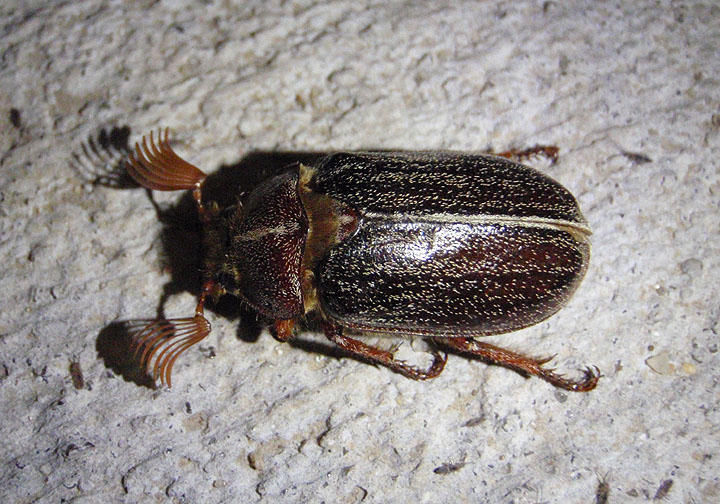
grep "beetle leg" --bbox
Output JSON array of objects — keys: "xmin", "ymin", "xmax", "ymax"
[
  {"xmin": 436, "ymin": 337, "xmax": 600, "ymax": 392},
  {"xmin": 493, "ymin": 145, "xmax": 559, "ymax": 165},
  {"xmin": 273, "ymin": 319, "xmax": 296, "ymax": 342},
  {"xmin": 322, "ymin": 322, "xmax": 447, "ymax": 380}
]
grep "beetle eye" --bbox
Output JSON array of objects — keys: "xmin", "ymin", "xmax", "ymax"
[{"xmin": 217, "ymin": 271, "xmax": 238, "ymax": 293}]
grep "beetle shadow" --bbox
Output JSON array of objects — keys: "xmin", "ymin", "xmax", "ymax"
[
  {"xmin": 71, "ymin": 125, "xmax": 139, "ymax": 188},
  {"xmin": 96, "ymin": 321, "xmax": 156, "ymax": 388}
]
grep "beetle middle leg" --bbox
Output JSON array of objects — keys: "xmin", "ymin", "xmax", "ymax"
[
  {"xmin": 435, "ymin": 337, "xmax": 600, "ymax": 392},
  {"xmin": 322, "ymin": 322, "xmax": 447, "ymax": 380}
]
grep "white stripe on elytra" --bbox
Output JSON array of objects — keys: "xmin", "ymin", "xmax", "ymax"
[{"xmin": 362, "ymin": 211, "xmax": 591, "ymax": 236}]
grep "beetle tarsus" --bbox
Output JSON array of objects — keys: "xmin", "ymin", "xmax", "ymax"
[
  {"xmin": 535, "ymin": 364, "xmax": 601, "ymax": 392},
  {"xmin": 493, "ymin": 145, "xmax": 559, "ymax": 165},
  {"xmin": 323, "ymin": 323, "xmax": 448, "ymax": 380},
  {"xmin": 435, "ymin": 337, "xmax": 599, "ymax": 392}
]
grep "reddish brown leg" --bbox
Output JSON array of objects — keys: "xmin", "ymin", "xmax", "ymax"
[
  {"xmin": 322, "ymin": 322, "xmax": 447, "ymax": 380},
  {"xmin": 273, "ymin": 319, "xmax": 296, "ymax": 342},
  {"xmin": 493, "ymin": 145, "xmax": 559, "ymax": 165},
  {"xmin": 435, "ymin": 337, "xmax": 600, "ymax": 392}
]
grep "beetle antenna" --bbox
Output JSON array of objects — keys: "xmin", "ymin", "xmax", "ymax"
[
  {"xmin": 126, "ymin": 128, "xmax": 209, "ymax": 219},
  {"xmin": 131, "ymin": 316, "xmax": 211, "ymax": 387},
  {"xmin": 130, "ymin": 281, "xmax": 217, "ymax": 387}
]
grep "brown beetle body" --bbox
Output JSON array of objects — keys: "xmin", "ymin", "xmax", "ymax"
[{"xmin": 125, "ymin": 130, "xmax": 598, "ymax": 391}]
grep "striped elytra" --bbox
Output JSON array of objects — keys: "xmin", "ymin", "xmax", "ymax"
[{"xmin": 310, "ymin": 152, "xmax": 590, "ymax": 336}]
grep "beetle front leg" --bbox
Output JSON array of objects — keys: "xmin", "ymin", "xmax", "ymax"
[
  {"xmin": 436, "ymin": 337, "xmax": 600, "ymax": 392},
  {"xmin": 323, "ymin": 322, "xmax": 447, "ymax": 380},
  {"xmin": 273, "ymin": 319, "xmax": 296, "ymax": 342}
]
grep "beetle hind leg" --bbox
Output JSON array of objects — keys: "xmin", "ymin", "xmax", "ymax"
[
  {"xmin": 436, "ymin": 337, "xmax": 600, "ymax": 392},
  {"xmin": 493, "ymin": 145, "xmax": 559, "ymax": 165},
  {"xmin": 323, "ymin": 322, "xmax": 447, "ymax": 380}
]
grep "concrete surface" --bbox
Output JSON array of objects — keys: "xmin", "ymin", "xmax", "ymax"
[{"xmin": 1, "ymin": 1, "xmax": 719, "ymax": 502}]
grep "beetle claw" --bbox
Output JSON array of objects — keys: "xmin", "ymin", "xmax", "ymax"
[
  {"xmin": 493, "ymin": 145, "xmax": 560, "ymax": 165},
  {"xmin": 322, "ymin": 323, "xmax": 447, "ymax": 380},
  {"xmin": 539, "ymin": 365, "xmax": 601, "ymax": 392},
  {"xmin": 387, "ymin": 342, "xmax": 401, "ymax": 355},
  {"xmin": 381, "ymin": 350, "xmax": 448, "ymax": 381},
  {"xmin": 536, "ymin": 354, "xmax": 557, "ymax": 365},
  {"xmin": 435, "ymin": 337, "xmax": 600, "ymax": 392}
]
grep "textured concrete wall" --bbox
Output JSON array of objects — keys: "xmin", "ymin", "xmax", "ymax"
[{"xmin": 1, "ymin": 1, "xmax": 718, "ymax": 502}]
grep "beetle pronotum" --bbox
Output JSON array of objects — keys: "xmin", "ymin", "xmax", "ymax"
[{"xmin": 124, "ymin": 129, "xmax": 599, "ymax": 391}]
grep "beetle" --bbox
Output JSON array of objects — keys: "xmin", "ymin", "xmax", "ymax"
[{"xmin": 124, "ymin": 128, "xmax": 599, "ymax": 391}]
